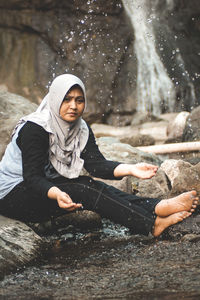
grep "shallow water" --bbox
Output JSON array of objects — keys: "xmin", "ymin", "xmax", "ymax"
[{"xmin": 1, "ymin": 220, "xmax": 200, "ymax": 300}]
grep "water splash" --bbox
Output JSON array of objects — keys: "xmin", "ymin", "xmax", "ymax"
[{"xmin": 122, "ymin": 0, "xmax": 176, "ymax": 115}]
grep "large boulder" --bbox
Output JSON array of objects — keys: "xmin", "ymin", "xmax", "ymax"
[
  {"xmin": 96, "ymin": 136, "xmax": 162, "ymax": 165},
  {"xmin": 166, "ymin": 111, "xmax": 190, "ymax": 141},
  {"xmin": 0, "ymin": 90, "xmax": 37, "ymax": 159},
  {"xmin": 0, "ymin": 0, "xmax": 136, "ymax": 121},
  {"xmin": 1, "ymin": 1, "xmax": 200, "ymax": 120},
  {"xmin": 161, "ymin": 159, "xmax": 200, "ymax": 196},
  {"xmin": 0, "ymin": 216, "xmax": 44, "ymax": 279},
  {"xmin": 182, "ymin": 106, "xmax": 200, "ymax": 142}
]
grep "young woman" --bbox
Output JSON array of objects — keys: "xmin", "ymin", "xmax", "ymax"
[{"xmin": 0, "ymin": 74, "xmax": 198, "ymax": 237}]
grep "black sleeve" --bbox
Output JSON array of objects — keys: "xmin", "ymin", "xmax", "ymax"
[
  {"xmin": 16, "ymin": 121, "xmax": 54, "ymax": 197},
  {"xmin": 81, "ymin": 125, "xmax": 122, "ymax": 179}
]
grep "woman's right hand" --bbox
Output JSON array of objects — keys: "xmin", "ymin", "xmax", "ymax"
[
  {"xmin": 56, "ymin": 191, "xmax": 82, "ymax": 211},
  {"xmin": 48, "ymin": 186, "xmax": 82, "ymax": 211}
]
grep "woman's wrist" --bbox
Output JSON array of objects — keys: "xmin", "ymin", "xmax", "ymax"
[
  {"xmin": 113, "ymin": 163, "xmax": 133, "ymax": 177},
  {"xmin": 47, "ymin": 186, "xmax": 62, "ymax": 200}
]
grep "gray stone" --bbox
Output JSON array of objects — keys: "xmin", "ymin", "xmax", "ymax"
[
  {"xmin": 166, "ymin": 111, "xmax": 190, "ymax": 140},
  {"xmin": 161, "ymin": 159, "xmax": 200, "ymax": 196},
  {"xmin": 164, "ymin": 215, "xmax": 200, "ymax": 240},
  {"xmin": 0, "ymin": 215, "xmax": 44, "ymax": 279},
  {"xmin": 96, "ymin": 137, "xmax": 162, "ymax": 165},
  {"xmin": 120, "ymin": 134, "xmax": 155, "ymax": 147},
  {"xmin": 0, "ymin": 90, "xmax": 37, "ymax": 159},
  {"xmin": 182, "ymin": 106, "xmax": 200, "ymax": 142}
]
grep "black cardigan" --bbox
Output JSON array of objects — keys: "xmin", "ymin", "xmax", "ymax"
[{"xmin": 16, "ymin": 121, "xmax": 121, "ymax": 197}]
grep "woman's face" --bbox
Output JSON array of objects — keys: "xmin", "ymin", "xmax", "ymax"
[{"xmin": 59, "ymin": 87, "xmax": 85, "ymax": 122}]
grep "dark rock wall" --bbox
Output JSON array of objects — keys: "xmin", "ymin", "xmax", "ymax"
[
  {"xmin": 0, "ymin": 0, "xmax": 136, "ymax": 122},
  {"xmin": 0, "ymin": 0, "xmax": 200, "ymax": 121},
  {"xmin": 151, "ymin": 0, "xmax": 200, "ymax": 111}
]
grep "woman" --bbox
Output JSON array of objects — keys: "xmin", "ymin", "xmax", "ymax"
[{"xmin": 0, "ymin": 74, "xmax": 198, "ymax": 237}]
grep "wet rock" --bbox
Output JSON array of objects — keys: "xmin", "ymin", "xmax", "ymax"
[
  {"xmin": 91, "ymin": 122, "xmax": 168, "ymax": 144},
  {"xmin": 135, "ymin": 168, "xmax": 170, "ymax": 199},
  {"xmin": 166, "ymin": 111, "xmax": 190, "ymax": 140},
  {"xmin": 182, "ymin": 106, "xmax": 200, "ymax": 142},
  {"xmin": 96, "ymin": 136, "xmax": 162, "ymax": 165},
  {"xmin": 0, "ymin": 0, "xmax": 136, "ymax": 118},
  {"xmin": 91, "ymin": 123, "xmax": 139, "ymax": 138},
  {"xmin": 29, "ymin": 210, "xmax": 102, "ymax": 235},
  {"xmin": 181, "ymin": 233, "xmax": 200, "ymax": 242},
  {"xmin": 164, "ymin": 215, "xmax": 200, "ymax": 240},
  {"xmin": 161, "ymin": 159, "xmax": 200, "ymax": 196},
  {"xmin": 131, "ymin": 111, "xmax": 162, "ymax": 126},
  {"xmin": 54, "ymin": 210, "xmax": 102, "ymax": 231},
  {"xmin": 0, "ymin": 90, "xmax": 37, "ymax": 159},
  {"xmin": 120, "ymin": 134, "xmax": 155, "ymax": 147},
  {"xmin": 0, "ymin": 215, "xmax": 44, "ymax": 279}
]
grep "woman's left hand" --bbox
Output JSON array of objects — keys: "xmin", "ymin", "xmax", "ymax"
[{"xmin": 129, "ymin": 163, "xmax": 158, "ymax": 179}]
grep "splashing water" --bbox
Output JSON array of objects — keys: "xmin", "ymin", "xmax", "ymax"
[{"xmin": 122, "ymin": 0, "xmax": 176, "ymax": 115}]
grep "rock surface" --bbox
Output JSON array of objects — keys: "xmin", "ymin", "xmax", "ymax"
[
  {"xmin": 0, "ymin": 215, "xmax": 43, "ymax": 279},
  {"xmin": 0, "ymin": 1, "xmax": 200, "ymax": 121},
  {"xmin": 0, "ymin": 90, "xmax": 37, "ymax": 159},
  {"xmin": 0, "ymin": 0, "xmax": 136, "ymax": 120},
  {"xmin": 161, "ymin": 159, "xmax": 200, "ymax": 196},
  {"xmin": 182, "ymin": 105, "xmax": 200, "ymax": 142}
]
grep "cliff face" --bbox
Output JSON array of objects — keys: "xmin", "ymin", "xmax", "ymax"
[
  {"xmin": 0, "ymin": 0, "xmax": 200, "ymax": 122},
  {"xmin": 0, "ymin": 0, "xmax": 136, "ymax": 123},
  {"xmin": 152, "ymin": 0, "xmax": 200, "ymax": 112}
]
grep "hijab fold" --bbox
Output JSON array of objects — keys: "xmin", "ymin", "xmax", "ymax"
[{"xmin": 13, "ymin": 74, "xmax": 89, "ymax": 178}]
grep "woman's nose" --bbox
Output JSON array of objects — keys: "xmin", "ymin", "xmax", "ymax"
[{"xmin": 70, "ymin": 99, "xmax": 77, "ymax": 109}]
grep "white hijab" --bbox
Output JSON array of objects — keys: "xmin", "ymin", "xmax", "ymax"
[{"xmin": 15, "ymin": 74, "xmax": 89, "ymax": 178}]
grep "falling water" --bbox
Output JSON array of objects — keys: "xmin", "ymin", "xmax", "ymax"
[{"xmin": 122, "ymin": 0, "xmax": 176, "ymax": 115}]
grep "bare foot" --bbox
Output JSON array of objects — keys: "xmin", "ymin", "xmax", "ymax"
[
  {"xmin": 153, "ymin": 211, "xmax": 191, "ymax": 237},
  {"xmin": 155, "ymin": 191, "xmax": 199, "ymax": 217}
]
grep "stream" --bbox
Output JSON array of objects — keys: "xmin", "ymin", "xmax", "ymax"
[{"xmin": 1, "ymin": 219, "xmax": 200, "ymax": 300}]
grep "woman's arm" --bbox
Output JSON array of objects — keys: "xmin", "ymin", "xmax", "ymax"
[{"xmin": 113, "ymin": 163, "xmax": 158, "ymax": 179}]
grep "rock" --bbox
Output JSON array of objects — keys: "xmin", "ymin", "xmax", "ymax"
[
  {"xmin": 0, "ymin": 0, "xmax": 136, "ymax": 118},
  {"xmin": 135, "ymin": 168, "xmax": 170, "ymax": 199},
  {"xmin": 166, "ymin": 111, "xmax": 190, "ymax": 140},
  {"xmin": 91, "ymin": 122, "xmax": 168, "ymax": 144},
  {"xmin": 163, "ymin": 215, "xmax": 200, "ymax": 240},
  {"xmin": 131, "ymin": 111, "xmax": 162, "ymax": 126},
  {"xmin": 53, "ymin": 210, "xmax": 102, "ymax": 231},
  {"xmin": 138, "ymin": 121, "xmax": 169, "ymax": 144},
  {"xmin": 0, "ymin": 90, "xmax": 37, "ymax": 159},
  {"xmin": 0, "ymin": 215, "xmax": 44, "ymax": 279},
  {"xmin": 96, "ymin": 136, "xmax": 162, "ymax": 165},
  {"xmin": 91, "ymin": 123, "xmax": 139, "ymax": 138},
  {"xmin": 161, "ymin": 159, "xmax": 200, "ymax": 196},
  {"xmin": 28, "ymin": 210, "xmax": 102, "ymax": 235},
  {"xmin": 182, "ymin": 106, "xmax": 200, "ymax": 142},
  {"xmin": 120, "ymin": 134, "xmax": 155, "ymax": 147}
]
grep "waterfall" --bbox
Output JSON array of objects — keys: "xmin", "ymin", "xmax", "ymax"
[{"xmin": 122, "ymin": 0, "xmax": 176, "ymax": 115}]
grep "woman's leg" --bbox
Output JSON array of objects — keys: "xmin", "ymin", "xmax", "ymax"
[
  {"xmin": 54, "ymin": 176, "xmax": 199, "ymax": 237},
  {"xmin": 53, "ymin": 176, "xmax": 160, "ymax": 236}
]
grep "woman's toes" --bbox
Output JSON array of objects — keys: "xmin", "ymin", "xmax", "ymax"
[{"xmin": 191, "ymin": 190, "xmax": 197, "ymax": 197}]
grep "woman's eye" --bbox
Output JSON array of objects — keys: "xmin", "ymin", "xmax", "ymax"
[{"xmin": 77, "ymin": 99, "xmax": 85, "ymax": 104}]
